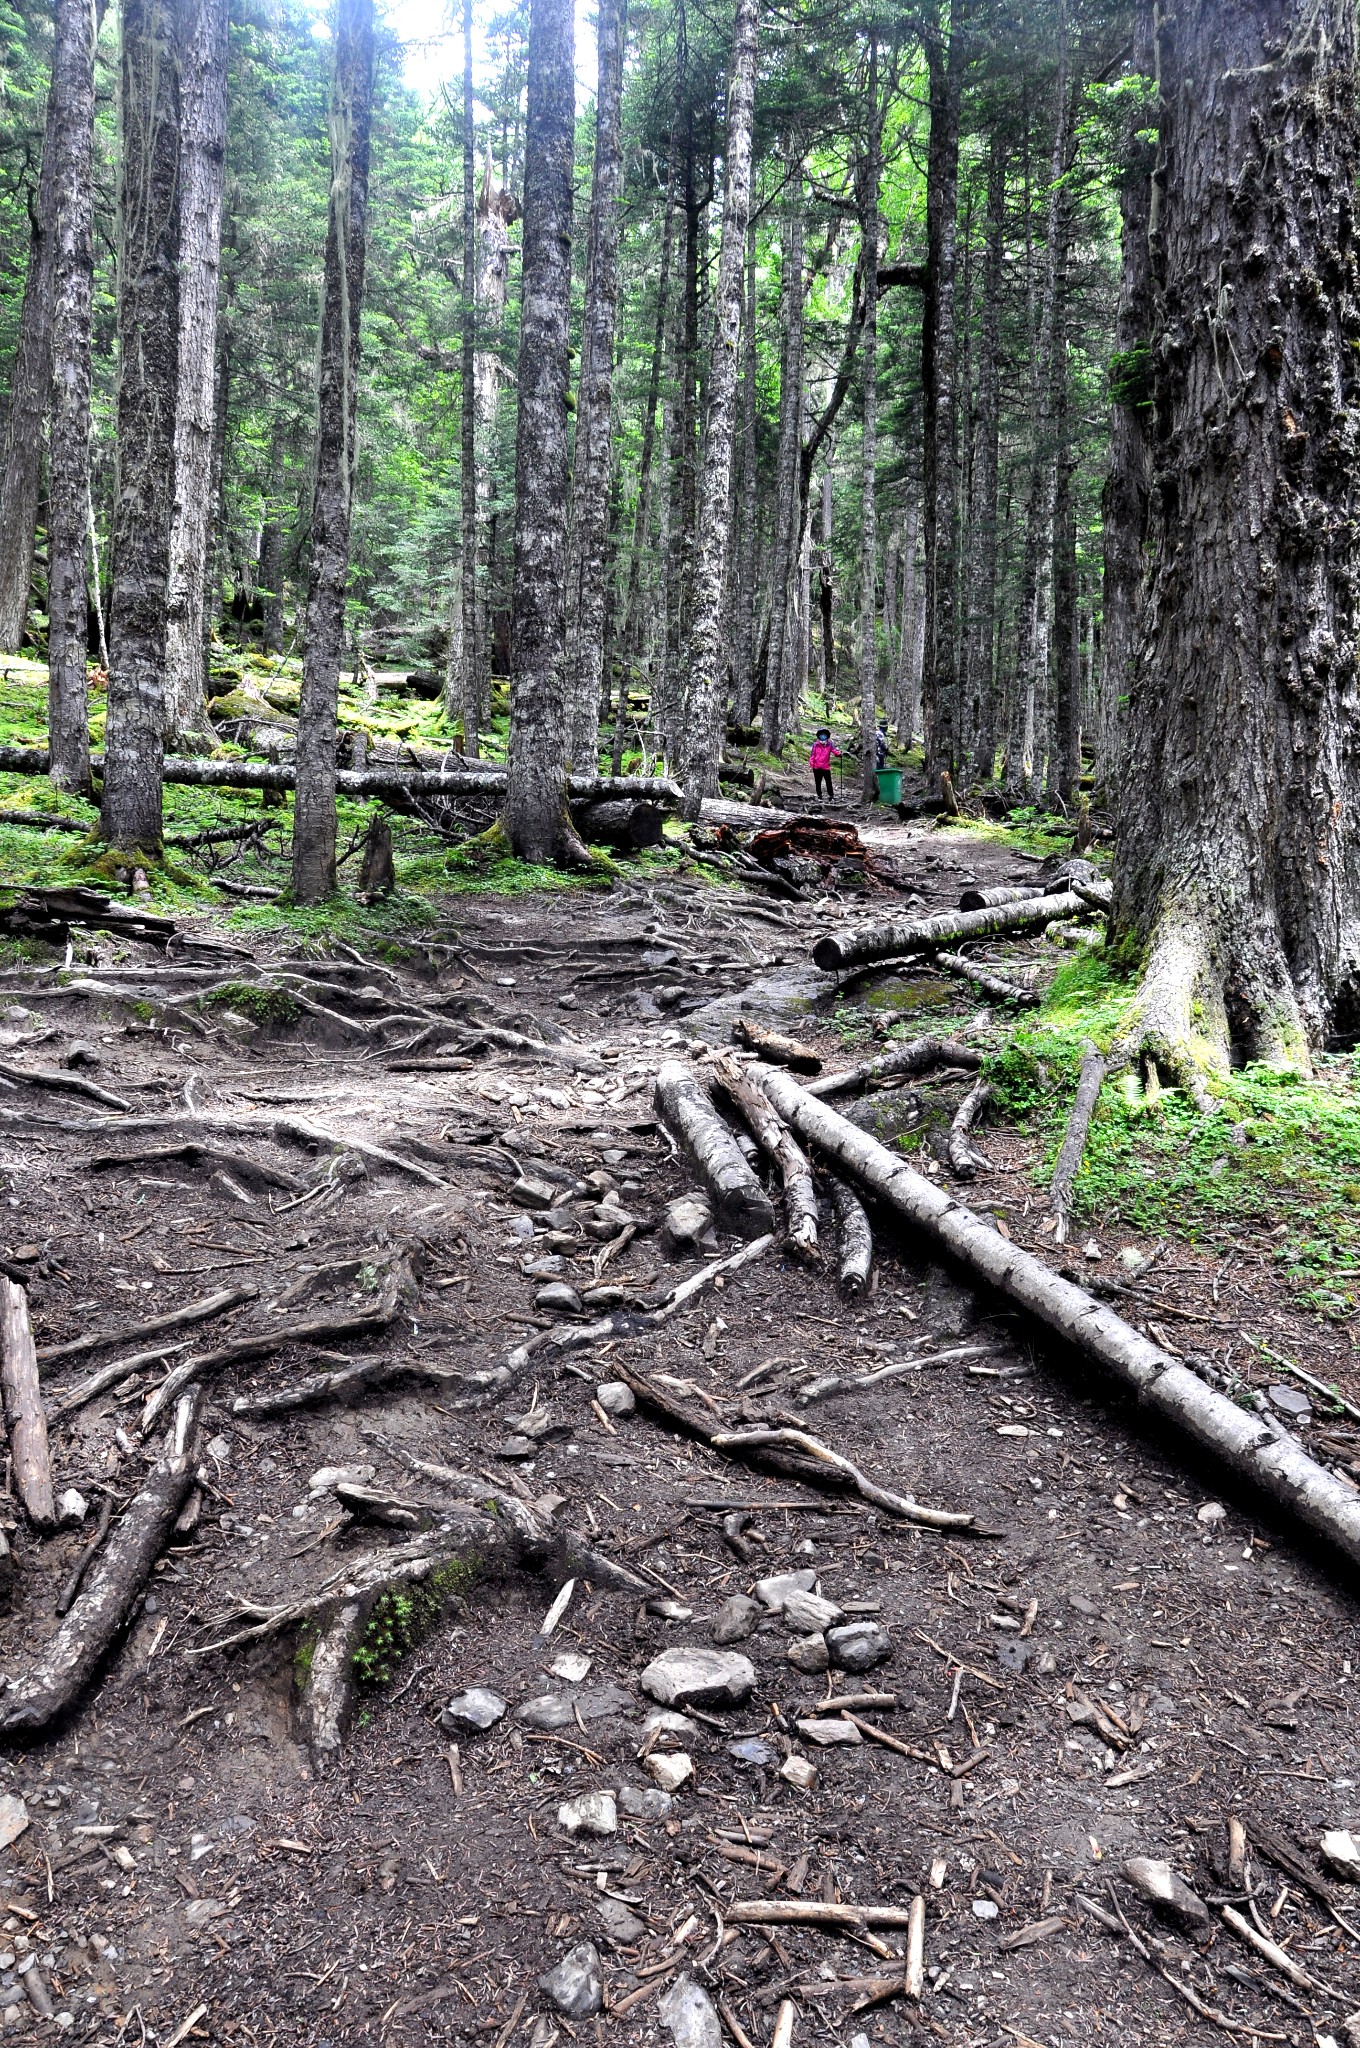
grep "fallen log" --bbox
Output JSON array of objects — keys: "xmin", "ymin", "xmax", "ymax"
[
  {"xmin": 934, "ymin": 952, "xmax": 1040, "ymax": 1008},
  {"xmin": 828, "ymin": 1180, "xmax": 872, "ymax": 1296},
  {"xmin": 732, "ymin": 1017, "xmax": 823, "ymax": 1073},
  {"xmin": 37, "ymin": 1282, "xmax": 258, "ymax": 1368},
  {"xmin": 696, "ymin": 797, "xmax": 797, "ymax": 832},
  {"xmin": 811, "ymin": 890, "xmax": 1089, "ymax": 974},
  {"xmin": 1, "ymin": 1279, "xmax": 54, "ymax": 1529},
  {"xmin": 0, "ymin": 743, "xmax": 681, "ymax": 806},
  {"xmin": 957, "ymin": 884, "xmax": 1049, "ymax": 911},
  {"xmin": 1049, "ymin": 1042, "xmax": 1107, "ymax": 1243},
  {"xmin": 757, "ymin": 1068, "xmax": 1360, "ymax": 1574},
  {"xmin": 805, "ymin": 1035, "xmax": 982, "ymax": 1099},
  {"xmin": 711, "ymin": 1052, "xmax": 820, "ymax": 1261},
  {"xmin": 570, "ymin": 798, "xmax": 666, "ymax": 850},
  {"xmin": 654, "ymin": 1061, "xmax": 776, "ymax": 1239},
  {"xmin": 0, "ymin": 1392, "xmax": 200, "ymax": 1734},
  {"xmin": 944, "ymin": 1076, "xmax": 992, "ymax": 1180}
]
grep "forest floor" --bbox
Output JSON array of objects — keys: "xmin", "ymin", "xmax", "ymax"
[{"xmin": 0, "ymin": 749, "xmax": 1356, "ymax": 2048}]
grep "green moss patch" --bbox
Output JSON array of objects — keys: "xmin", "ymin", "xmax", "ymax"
[{"xmin": 351, "ymin": 1558, "xmax": 480, "ymax": 1686}]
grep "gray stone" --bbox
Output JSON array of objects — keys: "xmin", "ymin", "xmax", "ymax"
[
  {"xmin": 728, "ymin": 1736, "xmax": 777, "ymax": 1767},
  {"xmin": 647, "ymin": 1752, "xmax": 693, "ymax": 1792},
  {"xmin": 781, "ymin": 1589, "xmax": 843, "ymax": 1634},
  {"xmin": 754, "ymin": 1568, "xmax": 817, "ymax": 1611},
  {"xmin": 496, "ymin": 1435, "xmax": 538, "ymax": 1461},
  {"xmin": 827, "ymin": 1621, "xmax": 892, "ymax": 1673},
  {"xmin": 994, "ymin": 1639, "xmax": 1032, "ymax": 1675},
  {"xmin": 557, "ymin": 1793, "xmax": 617, "ymax": 1838},
  {"xmin": 660, "ymin": 1193, "xmax": 714, "ymax": 1255},
  {"xmin": 522, "ymin": 1255, "xmax": 565, "ymax": 1278},
  {"xmin": 972, "ymin": 1899, "xmax": 999, "ymax": 1921},
  {"xmin": 596, "ymin": 1896, "xmax": 646, "ymax": 1946},
  {"xmin": 640, "ymin": 1708, "xmax": 700, "ymax": 1744},
  {"xmin": 658, "ymin": 1975, "xmax": 722, "ymax": 2048},
  {"xmin": 596, "ymin": 1380, "xmax": 636, "ymax": 1418},
  {"xmin": 1267, "ymin": 1383, "xmax": 1312, "ymax": 1420},
  {"xmin": 62, "ymin": 1041, "xmax": 101, "ymax": 1068},
  {"xmin": 540, "ymin": 1942, "xmax": 603, "ymax": 2018},
  {"xmin": 711, "ymin": 1595, "xmax": 761, "ymax": 1645},
  {"xmin": 796, "ymin": 1716, "xmax": 862, "ymax": 1747},
  {"xmin": 536, "ymin": 1282, "xmax": 583, "ymax": 1315},
  {"xmin": 786, "ymin": 1633, "xmax": 829, "ymax": 1674},
  {"xmin": 618, "ymin": 1785, "xmax": 672, "ymax": 1820},
  {"xmin": 518, "ymin": 1694, "xmax": 575, "ymax": 1731},
  {"xmin": 1122, "ymin": 1857, "xmax": 1210, "ymax": 1932},
  {"xmin": 439, "ymin": 1688, "xmax": 506, "ymax": 1734},
  {"xmin": 575, "ymin": 1683, "xmax": 634, "ymax": 1723},
  {"xmin": 506, "ymin": 1213, "xmax": 536, "ymax": 1241},
  {"xmin": 639, "ymin": 1648, "xmax": 755, "ymax": 1710},
  {"xmin": 511, "ymin": 1176, "xmax": 559, "ymax": 1210}
]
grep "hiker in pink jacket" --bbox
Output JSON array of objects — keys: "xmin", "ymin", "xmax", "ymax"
[{"xmin": 810, "ymin": 728, "xmax": 840, "ymax": 801}]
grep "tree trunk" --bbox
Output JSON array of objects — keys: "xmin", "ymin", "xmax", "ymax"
[
  {"xmin": 291, "ymin": 0, "xmax": 374, "ymax": 903},
  {"xmin": 732, "ymin": 223, "xmax": 759, "ymax": 725},
  {"xmin": 919, "ymin": 2, "xmax": 964, "ymax": 782},
  {"xmin": 101, "ymin": 0, "xmax": 181, "ymax": 853},
  {"xmin": 502, "ymin": 0, "xmax": 588, "ymax": 864},
  {"xmin": 162, "ymin": 0, "xmax": 229, "ymax": 742},
  {"xmin": 46, "ymin": 0, "xmax": 96, "ymax": 794},
  {"xmin": 473, "ymin": 163, "xmax": 518, "ymax": 726},
  {"xmin": 456, "ymin": 0, "xmax": 480, "ymax": 754},
  {"xmin": 1113, "ymin": 0, "xmax": 1360, "ymax": 1087},
  {"xmin": 564, "ymin": 0, "xmax": 628, "ymax": 771},
  {"xmin": 619, "ymin": 142, "xmax": 678, "ymax": 692},
  {"xmin": 1049, "ymin": 442, "xmax": 1080, "ymax": 807},
  {"xmin": 0, "ymin": 87, "xmax": 57, "ymax": 653},
  {"xmin": 759, "ymin": 187, "xmax": 805, "ymax": 752},
  {"xmin": 818, "ymin": 470, "xmax": 836, "ymax": 716},
  {"xmin": 657, "ymin": 63, "xmax": 700, "ymax": 769},
  {"xmin": 966, "ymin": 130, "xmax": 1006, "ymax": 783},
  {"xmin": 857, "ymin": 40, "xmax": 881, "ymax": 808},
  {"xmin": 258, "ymin": 422, "xmax": 285, "ymax": 654},
  {"xmin": 1099, "ymin": 0, "xmax": 1155, "ymax": 798},
  {"xmin": 675, "ymin": 0, "xmax": 759, "ymax": 812},
  {"xmin": 893, "ymin": 488, "xmax": 918, "ymax": 742},
  {"xmin": 1002, "ymin": 28, "xmax": 1072, "ymax": 802}
]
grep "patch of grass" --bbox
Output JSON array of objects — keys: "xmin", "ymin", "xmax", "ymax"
[
  {"xmin": 351, "ymin": 1558, "xmax": 480, "ymax": 1686},
  {"xmin": 940, "ymin": 808, "xmax": 1095, "ymax": 863},
  {"xmin": 202, "ymin": 980, "xmax": 302, "ymax": 1024}
]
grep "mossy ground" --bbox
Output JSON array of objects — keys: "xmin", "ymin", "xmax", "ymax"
[{"xmin": 351, "ymin": 1558, "xmax": 481, "ymax": 1687}]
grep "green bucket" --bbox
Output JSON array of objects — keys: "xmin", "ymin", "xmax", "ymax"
[{"xmin": 875, "ymin": 767, "xmax": 903, "ymax": 805}]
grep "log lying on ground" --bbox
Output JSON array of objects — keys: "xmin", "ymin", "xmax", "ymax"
[
  {"xmin": 697, "ymin": 796, "xmax": 797, "ymax": 832},
  {"xmin": 958, "ymin": 884, "xmax": 1050, "ymax": 912},
  {"xmin": 828, "ymin": 1179, "xmax": 872, "ymax": 1296},
  {"xmin": 0, "ymin": 743, "xmax": 681, "ymax": 806},
  {"xmin": 654, "ymin": 1061, "xmax": 776, "ymax": 1239},
  {"xmin": 757, "ymin": 1068, "xmax": 1360, "ymax": 1573},
  {"xmin": 711, "ymin": 1052, "xmax": 820, "ymax": 1261},
  {"xmin": 1, "ymin": 1279, "xmax": 54, "ymax": 1529},
  {"xmin": 37, "ymin": 1282, "xmax": 258, "ymax": 1367},
  {"xmin": 944, "ymin": 1076, "xmax": 992, "ymax": 1181},
  {"xmin": 0, "ymin": 1392, "xmax": 200, "ymax": 1734},
  {"xmin": 935, "ymin": 952, "xmax": 1040, "ymax": 1008},
  {"xmin": 732, "ymin": 1016, "xmax": 823, "ymax": 1072},
  {"xmin": 806, "ymin": 1035, "xmax": 983, "ymax": 1099},
  {"xmin": 811, "ymin": 890, "xmax": 1089, "ymax": 974},
  {"xmin": 1049, "ymin": 1042, "xmax": 1107, "ymax": 1243},
  {"xmin": 570, "ymin": 798, "xmax": 666, "ymax": 849}
]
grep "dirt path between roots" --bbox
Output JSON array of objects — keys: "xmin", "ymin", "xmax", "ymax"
[{"xmin": 0, "ymin": 833, "xmax": 1356, "ymax": 2048}]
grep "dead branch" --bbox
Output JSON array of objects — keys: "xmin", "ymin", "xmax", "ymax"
[
  {"xmin": 796, "ymin": 1341, "xmax": 1001, "ymax": 1405},
  {"xmin": 38, "ymin": 1283, "xmax": 258, "ymax": 1368},
  {"xmin": 827, "ymin": 1179, "xmax": 872, "ymax": 1296},
  {"xmin": 711, "ymin": 1053, "xmax": 819, "ymax": 1260},
  {"xmin": 1049, "ymin": 1043, "xmax": 1107, "ymax": 1242},
  {"xmin": 732, "ymin": 1018, "xmax": 823, "ymax": 1073},
  {"xmin": 0, "ymin": 1062, "xmax": 130, "ymax": 1111},
  {"xmin": 945, "ymin": 1076, "xmax": 992, "ymax": 1180},
  {"xmin": 88, "ymin": 1142, "xmax": 303, "ymax": 1193},
  {"xmin": 805, "ymin": 1036, "xmax": 982, "ymax": 1100},
  {"xmin": 935, "ymin": 952, "xmax": 1040, "ymax": 1008}
]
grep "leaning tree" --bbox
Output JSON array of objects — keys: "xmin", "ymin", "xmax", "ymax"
[{"xmin": 1112, "ymin": 0, "xmax": 1360, "ymax": 1100}]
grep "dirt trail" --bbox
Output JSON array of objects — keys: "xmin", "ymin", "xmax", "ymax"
[{"xmin": 0, "ymin": 828, "xmax": 1355, "ymax": 2048}]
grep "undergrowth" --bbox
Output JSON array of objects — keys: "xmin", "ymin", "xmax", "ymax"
[{"xmin": 351, "ymin": 1559, "xmax": 479, "ymax": 1686}]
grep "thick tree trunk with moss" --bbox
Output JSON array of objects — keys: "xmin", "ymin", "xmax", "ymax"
[
  {"xmin": 101, "ymin": 0, "xmax": 181, "ymax": 853},
  {"xmin": 453, "ymin": 0, "xmax": 480, "ymax": 755},
  {"xmin": 919, "ymin": 3, "xmax": 963, "ymax": 782},
  {"xmin": 564, "ymin": 0, "xmax": 628, "ymax": 771},
  {"xmin": 502, "ymin": 0, "xmax": 589, "ymax": 864},
  {"xmin": 162, "ymin": 0, "xmax": 229, "ymax": 743},
  {"xmin": 292, "ymin": 0, "xmax": 374, "ymax": 903},
  {"xmin": 0, "ymin": 88, "xmax": 56, "ymax": 654},
  {"xmin": 1112, "ymin": 0, "xmax": 1360, "ymax": 1093},
  {"xmin": 857, "ymin": 42, "xmax": 881, "ymax": 809},
  {"xmin": 966, "ymin": 131, "xmax": 1006, "ymax": 781},
  {"xmin": 677, "ymin": 0, "xmax": 759, "ymax": 812},
  {"xmin": 46, "ymin": 0, "xmax": 95, "ymax": 795}
]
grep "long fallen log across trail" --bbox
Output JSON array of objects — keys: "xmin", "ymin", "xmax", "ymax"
[
  {"xmin": 806, "ymin": 1035, "xmax": 982, "ymax": 1099},
  {"xmin": 0, "ymin": 743, "xmax": 680, "ymax": 806},
  {"xmin": 811, "ymin": 889, "xmax": 1092, "ymax": 974},
  {"xmin": 757, "ymin": 1067, "xmax": 1360, "ymax": 1572},
  {"xmin": 711, "ymin": 1052, "xmax": 820, "ymax": 1260},
  {"xmin": 0, "ymin": 1391, "xmax": 200, "ymax": 1735},
  {"xmin": 654, "ymin": 1061, "xmax": 776, "ymax": 1239}
]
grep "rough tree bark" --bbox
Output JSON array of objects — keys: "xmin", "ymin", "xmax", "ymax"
[
  {"xmin": 258, "ymin": 423, "xmax": 286, "ymax": 654},
  {"xmin": 502, "ymin": 0, "xmax": 589, "ymax": 864},
  {"xmin": 857, "ymin": 40, "xmax": 881, "ymax": 807},
  {"xmin": 0, "ymin": 87, "xmax": 57, "ymax": 653},
  {"xmin": 455, "ymin": 0, "xmax": 480, "ymax": 754},
  {"xmin": 732, "ymin": 225, "xmax": 760, "ymax": 726},
  {"xmin": 564, "ymin": 0, "xmax": 628, "ymax": 770},
  {"xmin": 619, "ymin": 144, "xmax": 678, "ymax": 712},
  {"xmin": 677, "ymin": 0, "xmax": 760, "ymax": 812},
  {"xmin": 162, "ymin": 0, "xmax": 229, "ymax": 742},
  {"xmin": 920, "ymin": 2, "xmax": 964, "ymax": 781},
  {"xmin": 759, "ymin": 185, "xmax": 806, "ymax": 753},
  {"xmin": 101, "ymin": 0, "xmax": 181, "ymax": 853},
  {"xmin": 1099, "ymin": 1, "xmax": 1155, "ymax": 794},
  {"xmin": 1049, "ymin": 433, "xmax": 1080, "ymax": 807},
  {"xmin": 292, "ymin": 0, "xmax": 374, "ymax": 903},
  {"xmin": 46, "ymin": 0, "xmax": 96, "ymax": 794},
  {"xmin": 1113, "ymin": 0, "xmax": 1360, "ymax": 1090},
  {"xmin": 966, "ymin": 131, "xmax": 1006, "ymax": 781}
]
